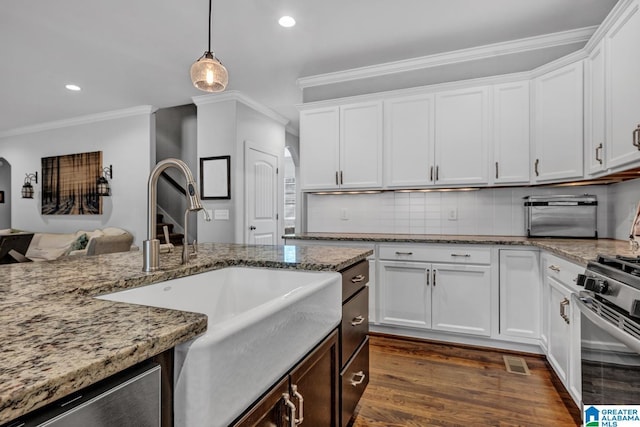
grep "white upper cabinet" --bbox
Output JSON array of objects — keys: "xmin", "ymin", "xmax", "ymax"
[
  {"xmin": 492, "ymin": 81, "xmax": 530, "ymax": 184},
  {"xmin": 532, "ymin": 61, "xmax": 584, "ymax": 183},
  {"xmin": 585, "ymin": 40, "xmax": 607, "ymax": 175},
  {"xmin": 299, "ymin": 101, "xmax": 382, "ymax": 190},
  {"xmin": 299, "ymin": 106, "xmax": 340, "ymax": 190},
  {"xmin": 340, "ymin": 101, "xmax": 383, "ymax": 189},
  {"xmin": 434, "ymin": 86, "xmax": 491, "ymax": 186},
  {"xmin": 606, "ymin": 0, "xmax": 640, "ymax": 169},
  {"xmin": 383, "ymin": 94, "xmax": 435, "ymax": 187}
]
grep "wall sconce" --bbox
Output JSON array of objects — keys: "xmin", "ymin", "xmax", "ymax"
[
  {"xmin": 21, "ymin": 172, "xmax": 38, "ymax": 199},
  {"xmin": 97, "ymin": 165, "xmax": 113, "ymax": 196}
]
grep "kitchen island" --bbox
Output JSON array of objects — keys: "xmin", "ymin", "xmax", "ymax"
[{"xmin": 0, "ymin": 243, "xmax": 372, "ymax": 424}]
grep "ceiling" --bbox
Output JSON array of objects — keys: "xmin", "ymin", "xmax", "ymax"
[{"xmin": 0, "ymin": 0, "xmax": 618, "ymax": 135}]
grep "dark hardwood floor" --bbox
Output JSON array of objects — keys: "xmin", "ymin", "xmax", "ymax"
[{"xmin": 351, "ymin": 335, "xmax": 581, "ymax": 427}]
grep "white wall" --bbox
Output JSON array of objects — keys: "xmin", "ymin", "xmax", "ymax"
[
  {"xmin": 307, "ymin": 184, "xmax": 612, "ymax": 237},
  {"xmin": 194, "ymin": 93, "xmax": 287, "ymax": 244},
  {"xmin": 194, "ymin": 99, "xmax": 237, "ymax": 244},
  {"xmin": 0, "ymin": 107, "xmax": 154, "ymax": 245}
]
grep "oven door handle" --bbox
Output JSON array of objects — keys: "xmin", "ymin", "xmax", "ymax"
[{"xmin": 572, "ymin": 294, "xmax": 640, "ymax": 354}]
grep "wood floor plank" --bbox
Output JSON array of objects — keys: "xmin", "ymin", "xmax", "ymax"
[{"xmin": 351, "ymin": 335, "xmax": 580, "ymax": 427}]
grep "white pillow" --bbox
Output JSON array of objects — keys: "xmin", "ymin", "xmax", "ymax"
[{"xmin": 101, "ymin": 227, "xmax": 126, "ymax": 236}]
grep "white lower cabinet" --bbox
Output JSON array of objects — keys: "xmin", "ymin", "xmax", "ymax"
[
  {"xmin": 498, "ymin": 249, "xmax": 541, "ymax": 341},
  {"xmin": 377, "ymin": 245, "xmax": 492, "ymax": 338},
  {"xmin": 431, "ymin": 264, "xmax": 491, "ymax": 336},
  {"xmin": 542, "ymin": 253, "xmax": 582, "ymax": 407},
  {"xmin": 378, "ymin": 260, "xmax": 432, "ymax": 328}
]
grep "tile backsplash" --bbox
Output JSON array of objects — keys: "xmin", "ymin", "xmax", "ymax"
[{"xmin": 306, "ymin": 184, "xmax": 617, "ymax": 237}]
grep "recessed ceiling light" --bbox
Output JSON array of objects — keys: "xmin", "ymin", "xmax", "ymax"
[
  {"xmin": 278, "ymin": 16, "xmax": 296, "ymax": 28},
  {"xmin": 65, "ymin": 84, "xmax": 81, "ymax": 91}
]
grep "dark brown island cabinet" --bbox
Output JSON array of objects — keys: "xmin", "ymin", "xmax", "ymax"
[{"xmin": 234, "ymin": 260, "xmax": 370, "ymax": 427}]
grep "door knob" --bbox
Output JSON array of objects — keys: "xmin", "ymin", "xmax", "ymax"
[{"xmin": 249, "ymin": 226, "xmax": 256, "ymax": 230}]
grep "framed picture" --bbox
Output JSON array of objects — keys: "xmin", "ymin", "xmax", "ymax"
[
  {"xmin": 41, "ymin": 151, "xmax": 103, "ymax": 215},
  {"xmin": 0, "ymin": 191, "xmax": 4, "ymax": 203},
  {"xmin": 200, "ymin": 156, "xmax": 231, "ymax": 200}
]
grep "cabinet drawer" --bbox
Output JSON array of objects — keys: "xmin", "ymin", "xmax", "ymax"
[
  {"xmin": 340, "ymin": 337, "xmax": 369, "ymax": 427},
  {"xmin": 341, "ymin": 260, "xmax": 369, "ymax": 302},
  {"xmin": 341, "ymin": 287, "xmax": 369, "ymax": 366},
  {"xmin": 379, "ymin": 244, "xmax": 491, "ymax": 264},
  {"xmin": 543, "ymin": 253, "xmax": 582, "ymax": 289}
]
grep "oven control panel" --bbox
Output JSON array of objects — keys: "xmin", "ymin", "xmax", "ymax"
[{"xmin": 577, "ymin": 274, "xmax": 609, "ymax": 294}]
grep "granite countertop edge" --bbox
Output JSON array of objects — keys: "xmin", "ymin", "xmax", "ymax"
[{"xmin": 283, "ymin": 233, "xmax": 637, "ymax": 266}]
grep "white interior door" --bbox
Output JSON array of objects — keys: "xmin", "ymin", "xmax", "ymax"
[{"xmin": 246, "ymin": 145, "xmax": 278, "ymax": 245}]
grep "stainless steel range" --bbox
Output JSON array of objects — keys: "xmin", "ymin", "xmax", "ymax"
[{"xmin": 575, "ymin": 255, "xmax": 640, "ymax": 406}]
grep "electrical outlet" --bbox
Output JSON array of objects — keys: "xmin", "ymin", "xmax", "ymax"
[
  {"xmin": 447, "ymin": 208, "xmax": 458, "ymax": 221},
  {"xmin": 340, "ymin": 208, "xmax": 349, "ymax": 220}
]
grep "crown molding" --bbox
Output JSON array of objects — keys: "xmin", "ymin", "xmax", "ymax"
[
  {"xmin": 0, "ymin": 105, "xmax": 156, "ymax": 138},
  {"xmin": 192, "ymin": 91, "xmax": 289, "ymax": 126},
  {"xmin": 529, "ymin": 49, "xmax": 587, "ymax": 78},
  {"xmin": 297, "ymin": 26, "xmax": 597, "ymax": 89},
  {"xmin": 584, "ymin": 0, "xmax": 636, "ymax": 51},
  {"xmin": 297, "ymin": 71, "xmax": 533, "ymax": 111}
]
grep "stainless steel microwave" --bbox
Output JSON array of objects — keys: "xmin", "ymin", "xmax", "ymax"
[{"xmin": 524, "ymin": 195, "xmax": 597, "ymax": 238}]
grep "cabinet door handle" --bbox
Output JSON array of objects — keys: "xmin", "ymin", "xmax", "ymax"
[
  {"xmin": 596, "ymin": 143, "xmax": 603, "ymax": 164},
  {"xmin": 351, "ymin": 274, "xmax": 365, "ymax": 283},
  {"xmin": 283, "ymin": 392, "xmax": 297, "ymax": 427},
  {"xmin": 633, "ymin": 125, "xmax": 640, "ymax": 150},
  {"xmin": 426, "ymin": 269, "xmax": 430, "ymax": 286},
  {"xmin": 395, "ymin": 251, "xmax": 413, "ymax": 256},
  {"xmin": 495, "ymin": 162, "xmax": 499, "ymax": 179},
  {"xmin": 340, "ymin": 170, "xmax": 344, "ymax": 185},
  {"xmin": 548, "ymin": 265, "xmax": 560, "ymax": 272},
  {"xmin": 430, "ymin": 166, "xmax": 434, "ymax": 182},
  {"xmin": 560, "ymin": 298, "xmax": 570, "ymax": 324},
  {"xmin": 351, "ymin": 315, "xmax": 365, "ymax": 326},
  {"xmin": 451, "ymin": 253, "xmax": 471, "ymax": 258},
  {"xmin": 534, "ymin": 158, "xmax": 540, "ymax": 177},
  {"xmin": 433, "ymin": 269, "xmax": 437, "ymax": 287},
  {"xmin": 435, "ymin": 165, "xmax": 439, "ymax": 181},
  {"xmin": 291, "ymin": 384, "xmax": 304, "ymax": 425},
  {"xmin": 335, "ymin": 171, "xmax": 339, "ymax": 186},
  {"xmin": 350, "ymin": 371, "xmax": 366, "ymax": 386}
]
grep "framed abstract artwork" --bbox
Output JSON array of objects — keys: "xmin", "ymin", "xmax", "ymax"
[{"xmin": 41, "ymin": 151, "xmax": 103, "ymax": 215}]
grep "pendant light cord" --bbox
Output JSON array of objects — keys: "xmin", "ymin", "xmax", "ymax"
[{"xmin": 208, "ymin": 0, "xmax": 212, "ymax": 53}]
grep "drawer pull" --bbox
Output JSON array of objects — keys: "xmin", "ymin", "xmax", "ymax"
[
  {"xmin": 351, "ymin": 274, "xmax": 366, "ymax": 283},
  {"xmin": 351, "ymin": 315, "xmax": 365, "ymax": 326},
  {"xmin": 350, "ymin": 371, "xmax": 366, "ymax": 387},
  {"xmin": 291, "ymin": 384, "xmax": 304, "ymax": 425},
  {"xmin": 395, "ymin": 251, "xmax": 413, "ymax": 256},
  {"xmin": 283, "ymin": 392, "xmax": 297, "ymax": 427},
  {"xmin": 548, "ymin": 265, "xmax": 561, "ymax": 272},
  {"xmin": 450, "ymin": 253, "xmax": 471, "ymax": 258},
  {"xmin": 560, "ymin": 298, "xmax": 570, "ymax": 324}
]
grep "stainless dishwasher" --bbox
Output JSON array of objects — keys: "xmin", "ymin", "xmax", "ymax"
[{"xmin": 4, "ymin": 363, "xmax": 161, "ymax": 427}]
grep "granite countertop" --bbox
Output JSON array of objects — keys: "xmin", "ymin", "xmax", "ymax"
[
  {"xmin": 284, "ymin": 232, "xmax": 638, "ymax": 266},
  {"xmin": 0, "ymin": 243, "xmax": 372, "ymax": 424}
]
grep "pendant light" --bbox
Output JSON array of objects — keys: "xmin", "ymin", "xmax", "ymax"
[{"xmin": 190, "ymin": 0, "xmax": 228, "ymax": 92}]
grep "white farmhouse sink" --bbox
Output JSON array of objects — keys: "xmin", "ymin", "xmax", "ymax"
[{"xmin": 97, "ymin": 267, "xmax": 342, "ymax": 427}]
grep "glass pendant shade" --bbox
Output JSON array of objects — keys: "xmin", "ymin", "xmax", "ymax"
[
  {"xmin": 191, "ymin": 52, "xmax": 228, "ymax": 92},
  {"xmin": 96, "ymin": 176, "xmax": 111, "ymax": 196},
  {"xmin": 21, "ymin": 182, "xmax": 34, "ymax": 199}
]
